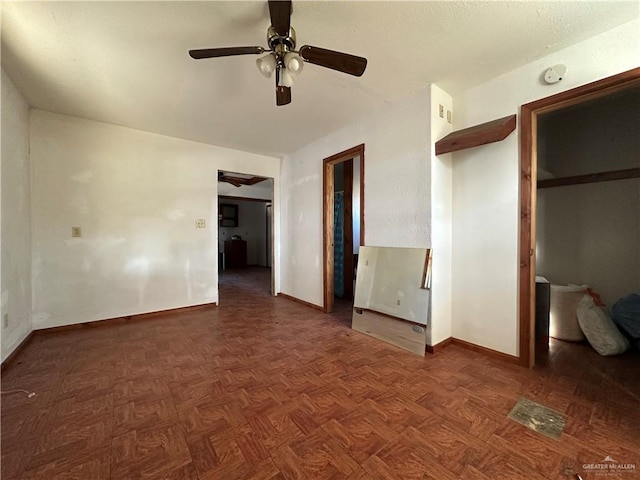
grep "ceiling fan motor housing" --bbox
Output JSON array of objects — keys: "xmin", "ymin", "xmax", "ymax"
[{"xmin": 268, "ymin": 25, "xmax": 296, "ymax": 55}]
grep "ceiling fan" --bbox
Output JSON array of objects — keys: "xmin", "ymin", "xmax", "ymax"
[
  {"xmin": 189, "ymin": 0, "xmax": 368, "ymax": 106},
  {"xmin": 218, "ymin": 171, "xmax": 268, "ymax": 188}
]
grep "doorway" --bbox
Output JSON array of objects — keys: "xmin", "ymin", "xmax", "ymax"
[
  {"xmin": 217, "ymin": 171, "xmax": 275, "ymax": 301},
  {"xmin": 519, "ymin": 67, "xmax": 640, "ymax": 367},
  {"xmin": 322, "ymin": 144, "xmax": 365, "ymax": 313}
]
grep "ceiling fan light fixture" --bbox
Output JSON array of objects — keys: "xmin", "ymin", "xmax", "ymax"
[
  {"xmin": 278, "ymin": 67, "xmax": 295, "ymax": 88},
  {"xmin": 256, "ymin": 54, "xmax": 277, "ymax": 78},
  {"xmin": 284, "ymin": 52, "xmax": 304, "ymax": 75}
]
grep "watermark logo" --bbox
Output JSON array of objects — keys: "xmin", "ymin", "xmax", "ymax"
[{"xmin": 582, "ymin": 456, "xmax": 637, "ymax": 477}]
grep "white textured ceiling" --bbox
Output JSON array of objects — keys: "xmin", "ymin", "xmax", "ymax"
[{"xmin": 2, "ymin": 1, "xmax": 638, "ymax": 156}]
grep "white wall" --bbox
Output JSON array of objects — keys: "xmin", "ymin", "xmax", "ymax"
[
  {"xmin": 429, "ymin": 84, "xmax": 453, "ymax": 346},
  {"xmin": 30, "ymin": 110, "xmax": 280, "ymax": 329},
  {"xmin": 451, "ymin": 19, "xmax": 640, "ymax": 356},
  {"xmin": 1, "ymin": 69, "xmax": 32, "ymax": 362},
  {"xmin": 219, "ymin": 199, "xmax": 269, "ymax": 266},
  {"xmin": 280, "ymin": 89, "xmax": 431, "ymax": 307}
]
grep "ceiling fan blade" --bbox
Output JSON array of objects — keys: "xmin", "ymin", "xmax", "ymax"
[
  {"xmin": 276, "ymin": 86, "xmax": 291, "ymax": 106},
  {"xmin": 268, "ymin": 0, "xmax": 292, "ymax": 36},
  {"xmin": 299, "ymin": 45, "xmax": 367, "ymax": 77},
  {"xmin": 189, "ymin": 46, "xmax": 264, "ymax": 59}
]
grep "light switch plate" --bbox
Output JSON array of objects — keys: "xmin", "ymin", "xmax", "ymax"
[{"xmin": 195, "ymin": 219, "xmax": 206, "ymax": 228}]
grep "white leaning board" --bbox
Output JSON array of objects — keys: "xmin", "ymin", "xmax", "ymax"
[
  {"xmin": 352, "ymin": 309, "xmax": 427, "ymax": 356},
  {"xmin": 352, "ymin": 246, "xmax": 431, "ymax": 355},
  {"xmin": 354, "ymin": 246, "xmax": 430, "ymax": 325}
]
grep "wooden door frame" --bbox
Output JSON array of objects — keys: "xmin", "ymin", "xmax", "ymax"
[
  {"xmin": 323, "ymin": 144, "xmax": 365, "ymax": 313},
  {"xmin": 519, "ymin": 67, "xmax": 640, "ymax": 367}
]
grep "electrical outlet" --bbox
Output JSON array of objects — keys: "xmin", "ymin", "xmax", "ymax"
[
  {"xmin": 396, "ymin": 299, "xmax": 401, "ymax": 306},
  {"xmin": 3, "ymin": 313, "xmax": 8, "ymax": 329},
  {"xmin": 71, "ymin": 226, "xmax": 82, "ymax": 237},
  {"xmin": 195, "ymin": 219, "xmax": 206, "ymax": 228},
  {"xmin": 447, "ymin": 110, "xmax": 452, "ymax": 124},
  {"xmin": 438, "ymin": 104, "xmax": 444, "ymax": 118}
]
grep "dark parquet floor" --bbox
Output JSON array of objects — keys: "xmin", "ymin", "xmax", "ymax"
[{"xmin": 1, "ymin": 267, "xmax": 639, "ymax": 479}]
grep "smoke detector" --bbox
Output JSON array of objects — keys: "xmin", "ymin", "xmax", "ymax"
[{"xmin": 544, "ymin": 64, "xmax": 567, "ymax": 84}]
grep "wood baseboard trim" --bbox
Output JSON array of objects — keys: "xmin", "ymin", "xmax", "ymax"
[
  {"xmin": 450, "ymin": 338, "xmax": 520, "ymax": 364},
  {"xmin": 34, "ymin": 303, "xmax": 217, "ymax": 335},
  {"xmin": 1, "ymin": 331, "xmax": 35, "ymax": 372},
  {"xmin": 425, "ymin": 337, "xmax": 453, "ymax": 354},
  {"xmin": 277, "ymin": 293, "xmax": 323, "ymax": 311}
]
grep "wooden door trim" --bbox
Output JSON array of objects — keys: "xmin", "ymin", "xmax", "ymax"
[
  {"xmin": 323, "ymin": 144, "xmax": 365, "ymax": 313},
  {"xmin": 519, "ymin": 67, "xmax": 640, "ymax": 367}
]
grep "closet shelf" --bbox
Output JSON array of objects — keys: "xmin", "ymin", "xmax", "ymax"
[
  {"xmin": 435, "ymin": 114, "xmax": 516, "ymax": 155},
  {"xmin": 537, "ymin": 167, "xmax": 640, "ymax": 188}
]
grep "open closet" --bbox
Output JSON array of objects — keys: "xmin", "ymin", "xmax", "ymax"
[{"xmin": 534, "ymin": 85, "xmax": 640, "ymax": 367}]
